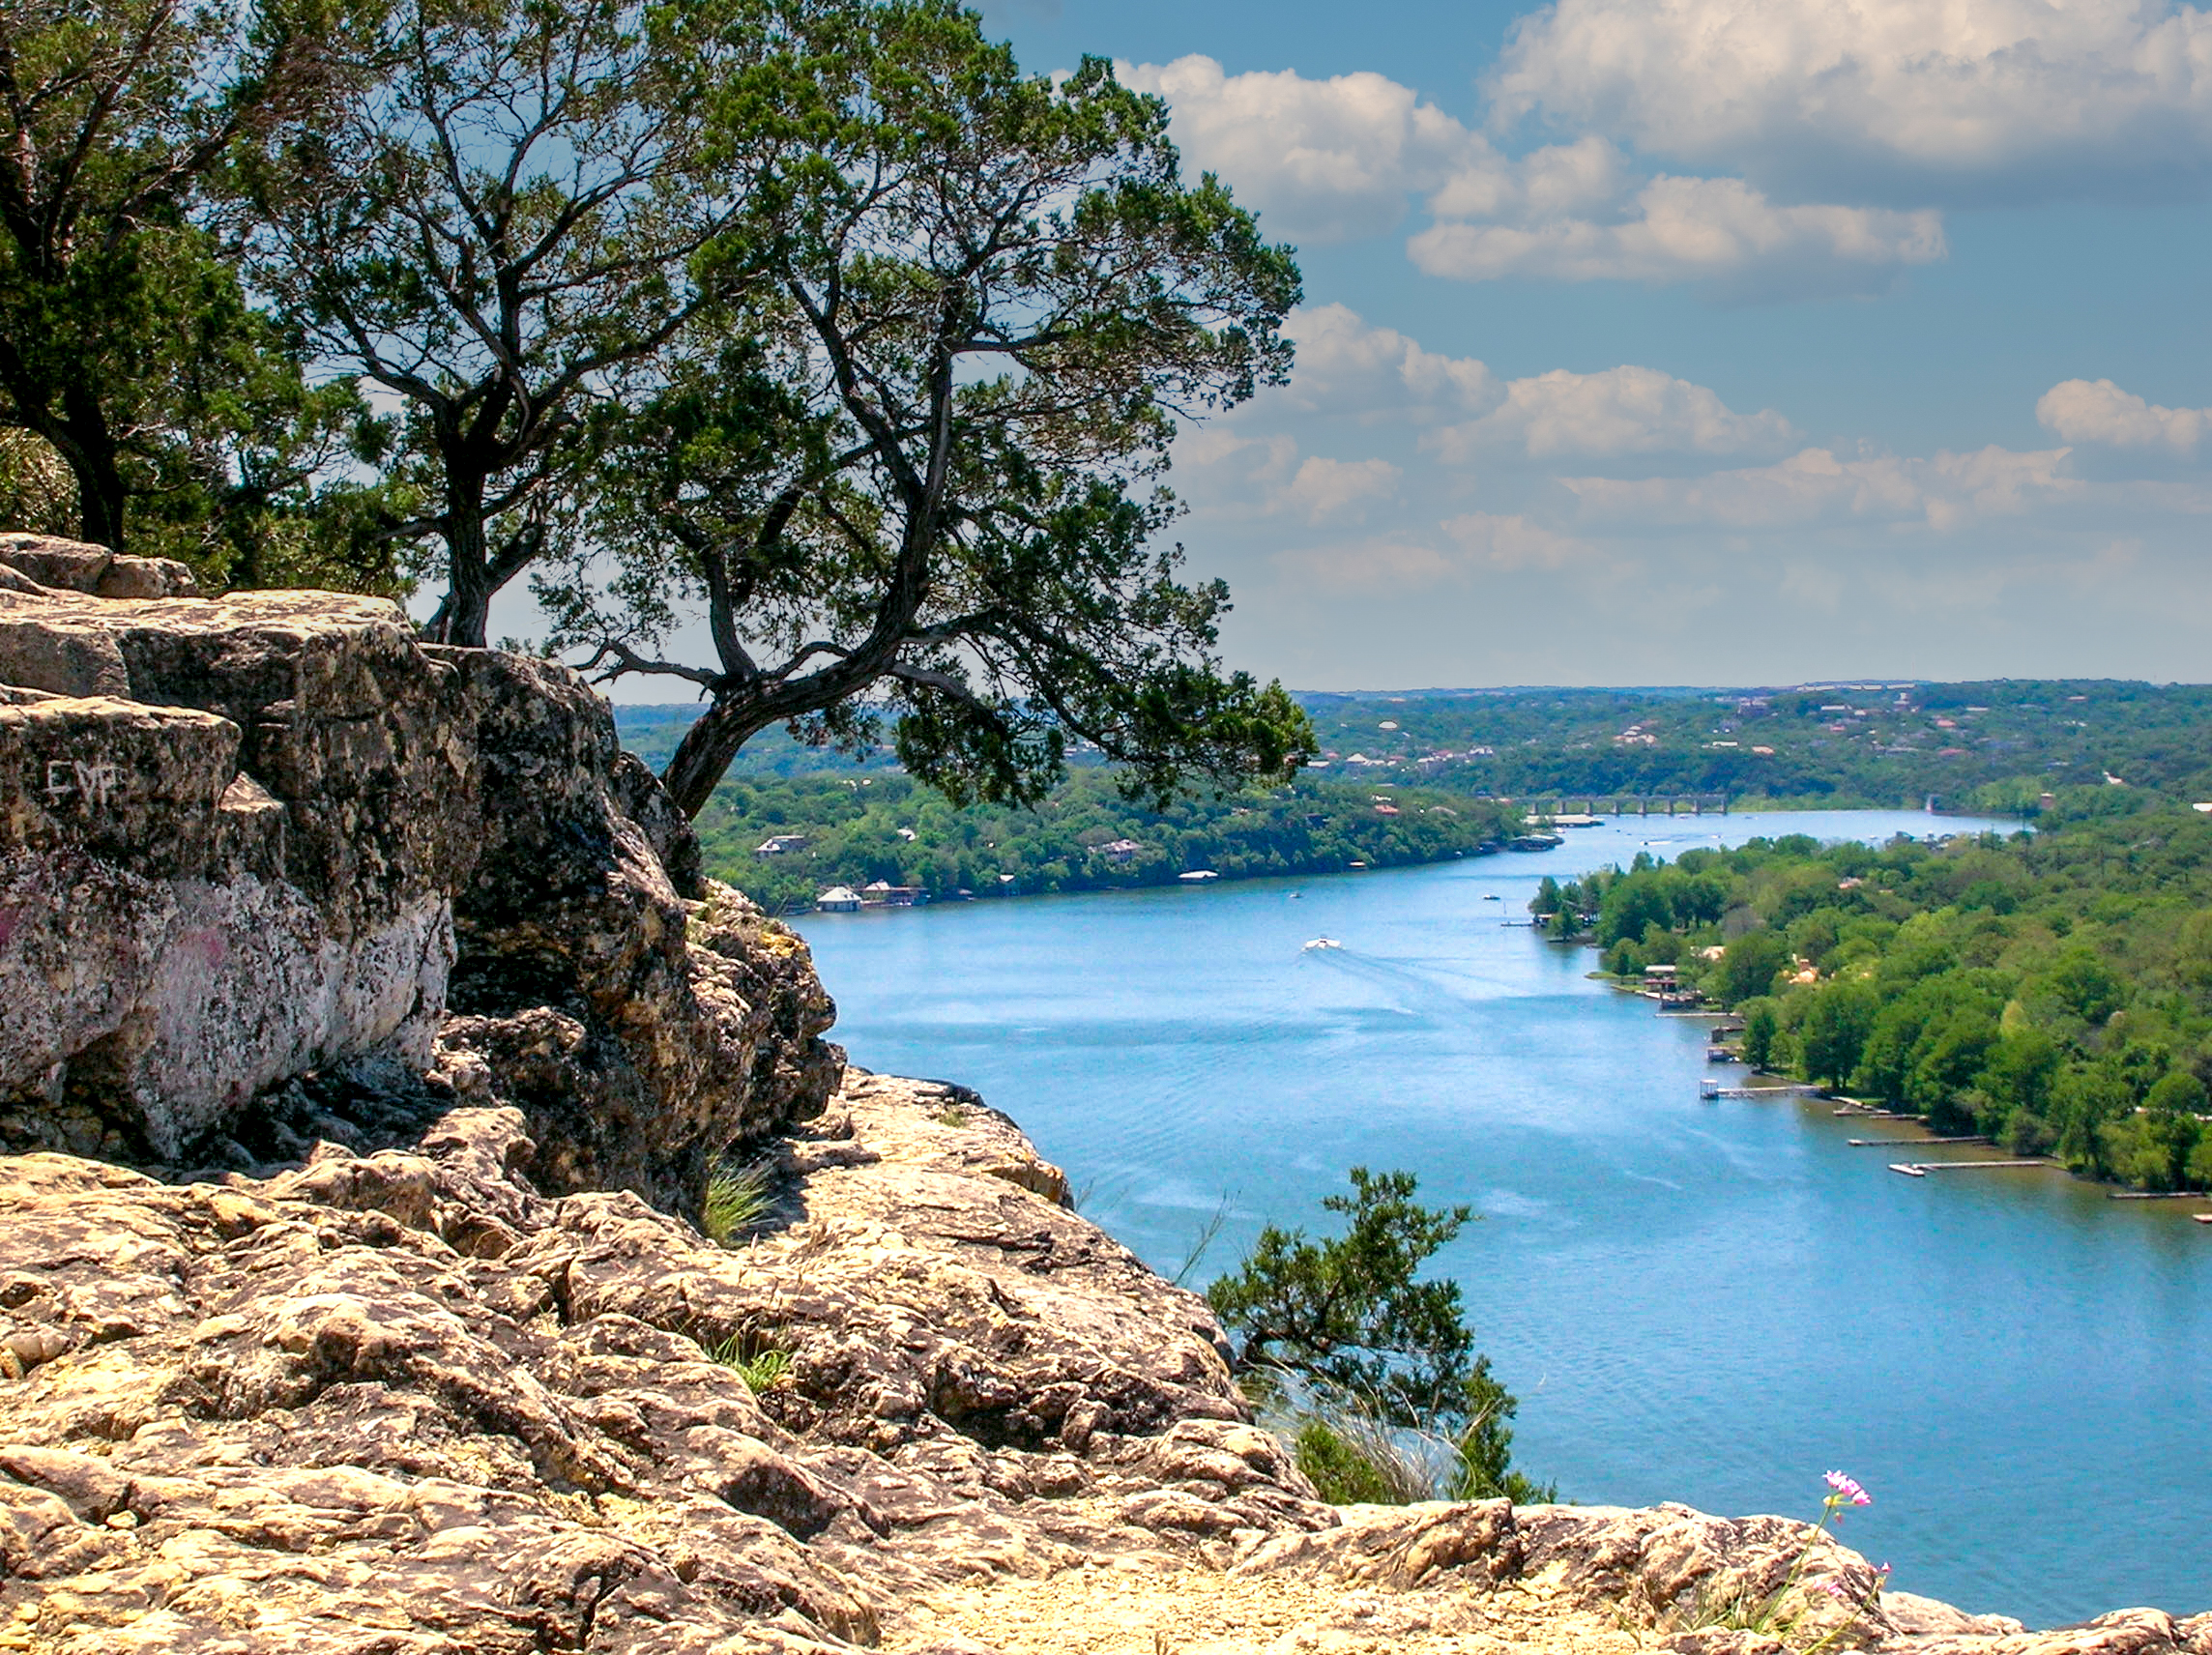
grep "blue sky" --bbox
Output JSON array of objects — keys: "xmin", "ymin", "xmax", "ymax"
[{"xmin": 953, "ymin": 0, "xmax": 2212, "ymax": 689}]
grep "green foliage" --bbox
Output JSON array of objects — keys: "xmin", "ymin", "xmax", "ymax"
[
  {"xmin": 699, "ymin": 1334, "xmax": 794, "ymax": 1394},
  {"xmin": 1718, "ymin": 933, "xmax": 1790, "ymax": 1005},
  {"xmin": 246, "ymin": 0, "xmax": 788, "ymax": 643},
  {"xmin": 702, "ymin": 1160, "xmax": 774, "ymax": 1244},
  {"xmin": 0, "ymin": 0, "xmax": 397, "ymax": 581},
  {"xmin": 1288, "ymin": 681, "xmax": 2212, "ymax": 813},
  {"xmin": 687, "ymin": 767, "xmax": 1518, "ymax": 913},
  {"xmin": 1291, "ymin": 1415, "xmax": 1413, "ymax": 1506},
  {"xmin": 1210, "ymin": 1173, "xmax": 1549, "ymax": 1501},
  {"xmin": 538, "ymin": 0, "xmax": 1311, "ymax": 815},
  {"xmin": 1740, "ymin": 1000, "xmax": 1780, "ymax": 1070},
  {"xmin": 1557, "ymin": 807, "xmax": 2212, "ymax": 1192}
]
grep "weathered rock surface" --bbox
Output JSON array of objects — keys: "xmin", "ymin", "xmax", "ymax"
[
  {"xmin": 0, "ymin": 539, "xmax": 837, "ymax": 1204},
  {"xmin": 0, "ymin": 1071, "xmax": 2197, "ymax": 1654}
]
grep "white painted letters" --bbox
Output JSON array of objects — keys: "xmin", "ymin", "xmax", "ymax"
[{"xmin": 41, "ymin": 758, "xmax": 121, "ymax": 809}]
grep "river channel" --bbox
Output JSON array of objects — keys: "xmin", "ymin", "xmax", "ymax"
[{"xmin": 794, "ymin": 809, "xmax": 2211, "ymax": 1626}]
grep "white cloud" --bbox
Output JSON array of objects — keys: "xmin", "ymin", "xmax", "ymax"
[
  {"xmin": 1440, "ymin": 511, "xmax": 1596, "ymax": 570},
  {"xmin": 1412, "ymin": 175, "xmax": 1945, "ymax": 289},
  {"xmin": 1122, "ymin": 57, "xmax": 1951, "ymax": 290},
  {"xmin": 1118, "ymin": 55, "xmax": 1486, "ymax": 243},
  {"xmin": 1285, "ymin": 455, "xmax": 1403, "ymax": 521},
  {"xmin": 1279, "ymin": 304, "xmax": 1501, "ymax": 417},
  {"xmin": 1560, "ymin": 444, "xmax": 2080, "ymax": 529},
  {"xmin": 1492, "ymin": 0, "xmax": 2212, "ymax": 202},
  {"xmin": 1427, "ymin": 363, "xmax": 1797, "ymax": 459},
  {"xmin": 1272, "ymin": 307, "xmax": 1791, "ymax": 458},
  {"xmin": 2037, "ymin": 378, "xmax": 2211, "ymax": 450}
]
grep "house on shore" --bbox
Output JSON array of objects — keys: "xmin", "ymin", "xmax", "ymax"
[
  {"xmin": 860, "ymin": 881, "xmax": 926, "ymax": 907},
  {"xmin": 815, "ymin": 886, "xmax": 862, "ymax": 913}
]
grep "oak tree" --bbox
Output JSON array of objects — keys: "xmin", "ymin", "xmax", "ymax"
[
  {"xmin": 0, "ymin": 0, "xmax": 369, "ymax": 570},
  {"xmin": 247, "ymin": 0, "xmax": 800, "ymax": 643},
  {"xmin": 539, "ymin": 1, "xmax": 1312, "ymax": 815}
]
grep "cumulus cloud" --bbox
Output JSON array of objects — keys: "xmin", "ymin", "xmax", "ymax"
[
  {"xmin": 1428, "ymin": 363, "xmax": 1796, "ymax": 459},
  {"xmin": 2037, "ymin": 378, "xmax": 2212, "ymax": 450},
  {"xmin": 1411, "ymin": 175, "xmax": 1945, "ymax": 289},
  {"xmin": 1272, "ymin": 306, "xmax": 1791, "ymax": 458},
  {"xmin": 1491, "ymin": 0, "xmax": 2212, "ymax": 202},
  {"xmin": 1440, "ymin": 511, "xmax": 1596, "ymax": 570},
  {"xmin": 1117, "ymin": 55, "xmax": 1486, "ymax": 242},
  {"xmin": 1560, "ymin": 444, "xmax": 2080, "ymax": 529},
  {"xmin": 1279, "ymin": 304, "xmax": 1501, "ymax": 417},
  {"xmin": 1121, "ymin": 57, "xmax": 1950, "ymax": 289},
  {"xmin": 1285, "ymin": 455, "xmax": 1403, "ymax": 521}
]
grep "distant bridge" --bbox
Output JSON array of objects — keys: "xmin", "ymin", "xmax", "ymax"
[{"xmin": 1520, "ymin": 795, "xmax": 1732, "ymax": 819}]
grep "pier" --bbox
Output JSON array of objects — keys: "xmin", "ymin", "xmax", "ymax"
[
  {"xmin": 1890, "ymin": 1159, "xmax": 2055, "ymax": 1176},
  {"xmin": 1848, "ymin": 1136, "xmax": 1984, "ymax": 1147}
]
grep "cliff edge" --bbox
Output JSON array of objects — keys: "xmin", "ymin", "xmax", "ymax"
[{"xmin": 0, "ymin": 545, "xmax": 2200, "ymax": 1654}]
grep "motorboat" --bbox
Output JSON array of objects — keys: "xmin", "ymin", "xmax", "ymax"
[{"xmin": 1302, "ymin": 937, "xmax": 1343, "ymax": 951}]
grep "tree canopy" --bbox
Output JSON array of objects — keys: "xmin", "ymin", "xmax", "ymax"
[
  {"xmin": 23, "ymin": 0, "xmax": 1312, "ymax": 810},
  {"xmin": 243, "ymin": 0, "xmax": 808, "ymax": 643},
  {"xmin": 0, "ymin": 0, "xmax": 389, "ymax": 582},
  {"xmin": 537, "ymin": 0, "xmax": 1310, "ymax": 813}
]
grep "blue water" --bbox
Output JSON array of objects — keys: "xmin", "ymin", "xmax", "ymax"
[{"xmin": 794, "ymin": 810, "xmax": 2212, "ymax": 1627}]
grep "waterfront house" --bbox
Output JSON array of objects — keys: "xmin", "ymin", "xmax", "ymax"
[{"xmin": 816, "ymin": 886, "xmax": 862, "ymax": 913}]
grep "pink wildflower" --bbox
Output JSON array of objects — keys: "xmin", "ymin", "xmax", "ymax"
[
  {"xmin": 1823, "ymin": 1470, "xmax": 1871, "ymax": 1506},
  {"xmin": 1812, "ymin": 1579, "xmax": 1849, "ymax": 1601}
]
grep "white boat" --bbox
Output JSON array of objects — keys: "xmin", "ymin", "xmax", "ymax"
[{"xmin": 1302, "ymin": 937, "xmax": 1343, "ymax": 951}]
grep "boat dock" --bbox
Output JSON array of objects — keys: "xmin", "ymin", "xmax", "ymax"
[
  {"xmin": 1890, "ymin": 1159, "xmax": 2054, "ymax": 1176},
  {"xmin": 1848, "ymin": 1135, "xmax": 1984, "ymax": 1147},
  {"xmin": 2109, "ymin": 1189, "xmax": 2205, "ymax": 1201}
]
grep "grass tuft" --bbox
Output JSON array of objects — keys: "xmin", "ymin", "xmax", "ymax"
[
  {"xmin": 702, "ymin": 1160, "xmax": 775, "ymax": 1245},
  {"xmin": 700, "ymin": 1333, "xmax": 794, "ymax": 1394}
]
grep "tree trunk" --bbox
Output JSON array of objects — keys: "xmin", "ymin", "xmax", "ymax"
[
  {"xmin": 54, "ymin": 385, "xmax": 128, "ymax": 552},
  {"xmin": 661, "ymin": 695, "xmax": 771, "ymax": 818},
  {"xmin": 432, "ymin": 487, "xmax": 493, "ymax": 648}
]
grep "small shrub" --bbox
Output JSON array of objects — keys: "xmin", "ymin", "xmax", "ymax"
[
  {"xmin": 1293, "ymin": 1416, "xmax": 1397, "ymax": 1504},
  {"xmin": 702, "ymin": 1161, "xmax": 774, "ymax": 1244},
  {"xmin": 933, "ymin": 1105, "xmax": 969, "ymax": 1127}
]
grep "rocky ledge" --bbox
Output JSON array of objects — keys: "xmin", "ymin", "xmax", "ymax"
[
  {"xmin": 0, "ymin": 536, "xmax": 836, "ymax": 1210},
  {"xmin": 0, "ymin": 1072, "xmax": 2200, "ymax": 1655}
]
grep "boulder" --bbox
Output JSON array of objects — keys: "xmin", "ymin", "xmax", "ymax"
[{"xmin": 0, "ymin": 543, "xmax": 838, "ymax": 1203}]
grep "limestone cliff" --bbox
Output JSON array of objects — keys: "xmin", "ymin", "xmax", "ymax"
[
  {"xmin": 0, "ymin": 536, "xmax": 838, "ymax": 1208},
  {"xmin": 0, "ymin": 550, "xmax": 2201, "ymax": 1654}
]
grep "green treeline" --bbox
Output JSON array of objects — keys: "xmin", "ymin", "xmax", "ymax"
[
  {"xmin": 1295, "ymin": 681, "xmax": 2212, "ymax": 810},
  {"xmin": 1530, "ymin": 808, "xmax": 2212, "ymax": 1192},
  {"xmin": 697, "ymin": 770, "xmax": 1520, "ymax": 912}
]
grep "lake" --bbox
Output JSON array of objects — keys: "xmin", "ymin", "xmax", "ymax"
[{"xmin": 794, "ymin": 809, "xmax": 2211, "ymax": 1628}]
